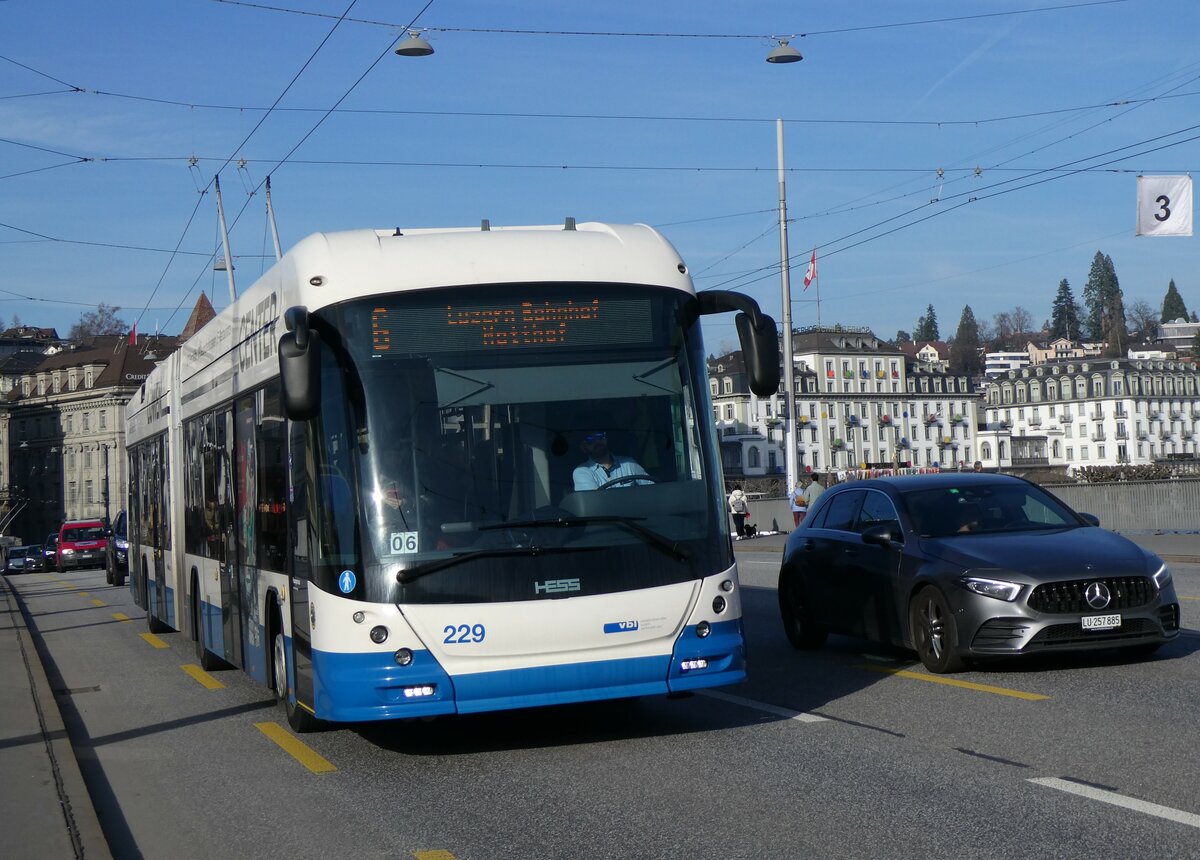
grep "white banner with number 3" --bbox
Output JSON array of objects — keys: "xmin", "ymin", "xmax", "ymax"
[{"xmin": 1136, "ymin": 174, "xmax": 1192, "ymax": 237}]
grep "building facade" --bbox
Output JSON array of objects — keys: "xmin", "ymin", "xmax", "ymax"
[
  {"xmin": 1, "ymin": 335, "xmax": 175, "ymax": 544},
  {"xmin": 980, "ymin": 357, "xmax": 1200, "ymax": 472}
]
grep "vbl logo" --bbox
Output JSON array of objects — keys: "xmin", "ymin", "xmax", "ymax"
[{"xmin": 603, "ymin": 620, "xmax": 639, "ymax": 634}]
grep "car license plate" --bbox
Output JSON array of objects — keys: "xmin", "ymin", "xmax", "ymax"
[{"xmin": 1082, "ymin": 614, "xmax": 1121, "ymax": 631}]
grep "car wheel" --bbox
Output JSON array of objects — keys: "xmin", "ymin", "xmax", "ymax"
[
  {"xmin": 105, "ymin": 563, "xmax": 114, "ymax": 585},
  {"xmin": 114, "ymin": 569, "xmax": 126, "ymax": 587},
  {"xmin": 778, "ymin": 571, "xmax": 828, "ymax": 650},
  {"xmin": 910, "ymin": 586, "xmax": 967, "ymax": 674}
]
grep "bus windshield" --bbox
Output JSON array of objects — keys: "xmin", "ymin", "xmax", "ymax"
[{"xmin": 297, "ymin": 283, "xmax": 730, "ymax": 604}]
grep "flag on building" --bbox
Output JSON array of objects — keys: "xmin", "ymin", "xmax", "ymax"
[
  {"xmin": 129, "ymin": 322, "xmax": 137, "ymax": 346},
  {"xmin": 803, "ymin": 248, "xmax": 817, "ymax": 290}
]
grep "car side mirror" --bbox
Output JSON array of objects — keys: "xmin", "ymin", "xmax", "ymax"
[
  {"xmin": 861, "ymin": 523, "xmax": 903, "ymax": 547},
  {"xmin": 1078, "ymin": 512, "xmax": 1100, "ymax": 527}
]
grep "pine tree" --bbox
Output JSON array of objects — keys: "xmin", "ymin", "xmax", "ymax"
[
  {"xmin": 1161, "ymin": 279, "xmax": 1189, "ymax": 322},
  {"xmin": 913, "ymin": 304, "xmax": 939, "ymax": 341},
  {"xmin": 949, "ymin": 306, "xmax": 982, "ymax": 376},
  {"xmin": 1082, "ymin": 251, "xmax": 1125, "ymax": 352},
  {"xmin": 1049, "ymin": 278, "xmax": 1082, "ymax": 340}
]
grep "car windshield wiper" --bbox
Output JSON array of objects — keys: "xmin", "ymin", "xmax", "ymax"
[
  {"xmin": 477, "ymin": 516, "xmax": 691, "ymax": 562},
  {"xmin": 397, "ymin": 544, "xmax": 600, "ymax": 585}
]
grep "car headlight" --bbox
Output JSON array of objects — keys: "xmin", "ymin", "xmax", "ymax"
[
  {"xmin": 116, "ymin": 538, "xmax": 129, "ymax": 550},
  {"xmin": 1152, "ymin": 562, "xmax": 1172, "ymax": 590},
  {"xmin": 961, "ymin": 576, "xmax": 1022, "ymax": 602},
  {"xmin": 61, "ymin": 548, "xmax": 76, "ymax": 555}
]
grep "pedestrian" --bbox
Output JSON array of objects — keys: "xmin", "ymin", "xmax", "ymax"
[
  {"xmin": 728, "ymin": 486, "xmax": 749, "ymax": 537},
  {"xmin": 803, "ymin": 472, "xmax": 825, "ymax": 511},
  {"xmin": 973, "ymin": 460, "xmax": 984, "ymax": 472},
  {"xmin": 789, "ymin": 478, "xmax": 807, "ymax": 527}
]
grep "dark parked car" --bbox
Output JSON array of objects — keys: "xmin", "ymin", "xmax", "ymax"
[
  {"xmin": 5, "ymin": 546, "xmax": 29, "ymax": 573},
  {"xmin": 105, "ymin": 510, "xmax": 128, "ymax": 587},
  {"xmin": 778, "ymin": 473, "xmax": 1180, "ymax": 673},
  {"xmin": 43, "ymin": 534, "xmax": 59, "ymax": 565},
  {"xmin": 24, "ymin": 545, "xmax": 45, "ymax": 572}
]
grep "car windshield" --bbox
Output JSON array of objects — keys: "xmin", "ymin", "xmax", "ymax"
[
  {"xmin": 7, "ymin": 547, "xmax": 25, "ymax": 559},
  {"xmin": 63, "ymin": 526, "xmax": 105, "ymax": 541},
  {"xmin": 901, "ymin": 481, "xmax": 1082, "ymax": 538}
]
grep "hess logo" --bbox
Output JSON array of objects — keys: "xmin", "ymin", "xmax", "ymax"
[{"xmin": 534, "ymin": 578, "xmax": 580, "ymax": 594}]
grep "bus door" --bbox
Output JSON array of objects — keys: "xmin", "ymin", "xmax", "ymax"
[
  {"xmin": 152, "ymin": 435, "xmax": 169, "ymax": 622},
  {"xmin": 287, "ymin": 420, "xmax": 316, "ymax": 706},
  {"xmin": 215, "ymin": 408, "xmax": 245, "ymax": 667}
]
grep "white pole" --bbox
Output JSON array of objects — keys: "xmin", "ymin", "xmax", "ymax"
[
  {"xmin": 777, "ymin": 119, "xmax": 798, "ymax": 495},
  {"xmin": 215, "ymin": 175, "xmax": 237, "ymax": 303},
  {"xmin": 265, "ymin": 175, "xmax": 283, "ymax": 262}
]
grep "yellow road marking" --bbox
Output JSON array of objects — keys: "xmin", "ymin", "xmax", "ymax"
[
  {"xmin": 91, "ymin": 598, "xmax": 105, "ymax": 607},
  {"xmin": 112, "ymin": 613, "xmax": 132, "ymax": 622},
  {"xmin": 255, "ymin": 722, "xmax": 336, "ymax": 773},
  {"xmin": 180, "ymin": 664, "xmax": 224, "ymax": 690},
  {"xmin": 1180, "ymin": 596, "xmax": 1200, "ymax": 601},
  {"xmin": 413, "ymin": 851, "xmax": 458, "ymax": 860},
  {"xmin": 140, "ymin": 632, "xmax": 169, "ymax": 649},
  {"xmin": 79, "ymin": 591, "xmax": 90, "ymax": 597},
  {"xmin": 856, "ymin": 664, "xmax": 1050, "ymax": 701},
  {"xmin": 64, "ymin": 584, "xmax": 79, "ymax": 589}
]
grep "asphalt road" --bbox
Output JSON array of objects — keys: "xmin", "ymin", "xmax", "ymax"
[{"xmin": 10, "ymin": 559, "xmax": 1200, "ymax": 860}]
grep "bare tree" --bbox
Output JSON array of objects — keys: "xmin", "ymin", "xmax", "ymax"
[
  {"xmin": 69, "ymin": 303, "xmax": 128, "ymax": 339},
  {"xmin": 1125, "ymin": 299, "xmax": 1160, "ymax": 341}
]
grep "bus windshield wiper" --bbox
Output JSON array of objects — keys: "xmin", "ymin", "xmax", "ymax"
[
  {"xmin": 397, "ymin": 545, "xmax": 597, "ymax": 584},
  {"xmin": 477, "ymin": 516, "xmax": 691, "ymax": 562}
]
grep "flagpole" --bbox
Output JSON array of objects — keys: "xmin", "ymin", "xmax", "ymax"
[{"xmin": 777, "ymin": 119, "xmax": 798, "ymax": 498}]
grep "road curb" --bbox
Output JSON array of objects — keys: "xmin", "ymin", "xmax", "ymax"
[{"xmin": 3, "ymin": 576, "xmax": 113, "ymax": 860}]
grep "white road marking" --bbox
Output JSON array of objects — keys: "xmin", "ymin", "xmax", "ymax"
[
  {"xmin": 698, "ymin": 689, "xmax": 827, "ymax": 723},
  {"xmin": 1029, "ymin": 777, "xmax": 1200, "ymax": 830}
]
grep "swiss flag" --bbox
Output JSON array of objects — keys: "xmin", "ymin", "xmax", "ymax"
[
  {"xmin": 803, "ymin": 249, "xmax": 816, "ymax": 290},
  {"xmin": 129, "ymin": 322, "xmax": 136, "ymax": 346}
]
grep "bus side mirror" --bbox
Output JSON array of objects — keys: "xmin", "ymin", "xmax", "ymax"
[
  {"xmin": 698, "ymin": 290, "xmax": 781, "ymax": 396},
  {"xmin": 279, "ymin": 305, "xmax": 322, "ymax": 421}
]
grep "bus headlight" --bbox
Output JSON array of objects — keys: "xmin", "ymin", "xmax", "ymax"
[
  {"xmin": 369, "ymin": 626, "xmax": 389, "ymax": 644},
  {"xmin": 394, "ymin": 648, "xmax": 413, "ymax": 666},
  {"xmin": 696, "ymin": 621, "xmax": 711, "ymax": 638},
  {"xmin": 352, "ymin": 611, "xmax": 365, "ymax": 624},
  {"xmin": 712, "ymin": 596, "xmax": 727, "ymax": 614}
]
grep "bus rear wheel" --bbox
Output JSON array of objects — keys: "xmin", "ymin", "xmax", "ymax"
[{"xmin": 272, "ymin": 612, "xmax": 321, "ymax": 734}]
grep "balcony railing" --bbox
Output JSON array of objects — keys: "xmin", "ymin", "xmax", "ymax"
[{"xmin": 1090, "ymin": 433, "xmax": 1106, "ymax": 441}]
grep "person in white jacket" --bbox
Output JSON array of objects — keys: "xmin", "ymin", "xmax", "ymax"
[{"xmin": 728, "ymin": 487, "xmax": 749, "ymax": 537}]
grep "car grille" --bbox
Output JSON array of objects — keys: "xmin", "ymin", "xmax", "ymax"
[
  {"xmin": 1026, "ymin": 617, "xmax": 1161, "ymax": 648},
  {"xmin": 1159, "ymin": 604, "xmax": 1180, "ymax": 632},
  {"xmin": 1027, "ymin": 577, "xmax": 1154, "ymax": 614}
]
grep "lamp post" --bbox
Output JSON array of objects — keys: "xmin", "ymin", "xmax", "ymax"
[{"xmin": 102, "ymin": 443, "xmax": 111, "ymax": 526}]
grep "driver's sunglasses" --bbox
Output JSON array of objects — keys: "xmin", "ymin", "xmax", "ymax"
[{"xmin": 583, "ymin": 432, "xmax": 607, "ymax": 443}]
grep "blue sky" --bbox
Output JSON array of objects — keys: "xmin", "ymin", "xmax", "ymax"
[{"xmin": 2, "ymin": 0, "xmax": 1198, "ymax": 352}]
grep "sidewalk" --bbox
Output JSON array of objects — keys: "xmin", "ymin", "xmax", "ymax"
[{"xmin": 1, "ymin": 574, "xmax": 111, "ymax": 860}]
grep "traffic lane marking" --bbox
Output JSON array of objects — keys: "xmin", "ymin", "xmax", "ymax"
[
  {"xmin": 180, "ymin": 664, "xmax": 225, "ymax": 690},
  {"xmin": 412, "ymin": 852, "xmax": 458, "ymax": 860},
  {"xmin": 1029, "ymin": 777, "xmax": 1200, "ymax": 829},
  {"xmin": 140, "ymin": 632, "xmax": 170, "ymax": 649},
  {"xmin": 112, "ymin": 612, "xmax": 132, "ymax": 622},
  {"xmin": 855, "ymin": 664, "xmax": 1050, "ymax": 700},
  {"xmin": 91, "ymin": 598, "xmax": 105, "ymax": 607},
  {"xmin": 255, "ymin": 721, "xmax": 337, "ymax": 773},
  {"xmin": 1180, "ymin": 596, "xmax": 1200, "ymax": 601},
  {"xmin": 699, "ymin": 689, "xmax": 828, "ymax": 723}
]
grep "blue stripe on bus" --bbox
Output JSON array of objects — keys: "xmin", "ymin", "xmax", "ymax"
[
  {"xmin": 146, "ymin": 579, "xmax": 177, "ymax": 630},
  {"xmin": 305, "ymin": 619, "xmax": 745, "ymax": 722}
]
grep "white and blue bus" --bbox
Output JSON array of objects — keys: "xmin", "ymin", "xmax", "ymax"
[{"xmin": 126, "ymin": 221, "xmax": 778, "ymax": 732}]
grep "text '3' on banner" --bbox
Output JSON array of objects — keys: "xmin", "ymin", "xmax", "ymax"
[{"xmin": 1136, "ymin": 174, "xmax": 1193, "ymax": 237}]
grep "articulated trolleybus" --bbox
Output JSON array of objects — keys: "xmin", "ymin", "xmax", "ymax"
[{"xmin": 127, "ymin": 220, "xmax": 778, "ymax": 732}]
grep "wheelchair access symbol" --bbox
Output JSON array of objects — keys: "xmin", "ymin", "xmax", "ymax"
[{"xmin": 339, "ymin": 570, "xmax": 357, "ymax": 594}]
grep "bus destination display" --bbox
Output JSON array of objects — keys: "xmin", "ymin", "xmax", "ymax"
[{"xmin": 371, "ymin": 296, "xmax": 654, "ymax": 353}]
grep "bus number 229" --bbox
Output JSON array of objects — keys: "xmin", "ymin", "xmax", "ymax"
[{"xmin": 444, "ymin": 623, "xmax": 486, "ymax": 644}]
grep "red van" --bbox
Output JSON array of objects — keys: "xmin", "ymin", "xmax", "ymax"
[{"xmin": 57, "ymin": 519, "xmax": 108, "ymax": 573}]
